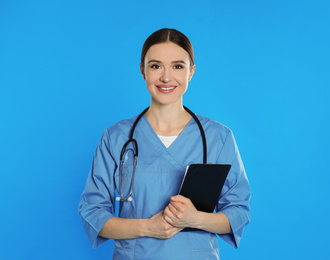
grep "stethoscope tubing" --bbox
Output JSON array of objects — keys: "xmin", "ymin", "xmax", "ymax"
[{"xmin": 116, "ymin": 106, "xmax": 207, "ymax": 201}]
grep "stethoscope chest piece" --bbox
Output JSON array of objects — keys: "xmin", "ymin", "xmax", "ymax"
[{"xmin": 116, "ymin": 138, "xmax": 138, "ymax": 202}]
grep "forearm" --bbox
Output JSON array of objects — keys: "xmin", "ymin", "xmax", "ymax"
[
  {"xmin": 164, "ymin": 196, "xmax": 232, "ymax": 234},
  {"xmin": 99, "ymin": 211, "xmax": 182, "ymax": 240},
  {"xmin": 99, "ymin": 217, "xmax": 148, "ymax": 240},
  {"xmin": 193, "ymin": 212, "xmax": 232, "ymax": 234}
]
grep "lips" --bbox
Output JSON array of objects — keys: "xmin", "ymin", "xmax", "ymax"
[{"xmin": 156, "ymin": 85, "xmax": 177, "ymax": 94}]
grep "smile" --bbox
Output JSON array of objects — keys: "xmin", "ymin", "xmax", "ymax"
[
  {"xmin": 161, "ymin": 87, "xmax": 174, "ymax": 90},
  {"xmin": 156, "ymin": 85, "xmax": 177, "ymax": 94}
]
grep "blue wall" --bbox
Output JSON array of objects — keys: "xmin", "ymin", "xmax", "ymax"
[{"xmin": 0, "ymin": 0, "xmax": 329, "ymax": 259}]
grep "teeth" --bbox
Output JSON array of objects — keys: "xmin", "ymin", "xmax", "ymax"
[{"xmin": 160, "ymin": 87, "xmax": 175, "ymax": 90}]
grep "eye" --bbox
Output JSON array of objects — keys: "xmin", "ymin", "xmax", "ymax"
[
  {"xmin": 150, "ymin": 64, "xmax": 161, "ymax": 69},
  {"xmin": 173, "ymin": 64, "xmax": 184, "ymax": 69}
]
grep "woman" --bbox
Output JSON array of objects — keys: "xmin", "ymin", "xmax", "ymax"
[{"xmin": 78, "ymin": 28, "xmax": 251, "ymax": 259}]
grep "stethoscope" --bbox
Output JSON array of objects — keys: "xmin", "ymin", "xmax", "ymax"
[{"xmin": 116, "ymin": 106, "xmax": 207, "ymax": 202}]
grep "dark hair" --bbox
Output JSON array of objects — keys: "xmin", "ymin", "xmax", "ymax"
[{"xmin": 141, "ymin": 28, "xmax": 194, "ymax": 69}]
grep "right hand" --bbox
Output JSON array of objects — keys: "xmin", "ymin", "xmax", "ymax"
[{"xmin": 145, "ymin": 210, "xmax": 183, "ymax": 239}]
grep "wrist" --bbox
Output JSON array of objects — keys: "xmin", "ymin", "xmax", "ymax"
[
  {"xmin": 191, "ymin": 211, "xmax": 204, "ymax": 229},
  {"xmin": 138, "ymin": 219, "xmax": 149, "ymax": 237}
]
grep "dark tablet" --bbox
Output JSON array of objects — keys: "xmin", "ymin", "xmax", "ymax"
[{"xmin": 179, "ymin": 164, "xmax": 231, "ymax": 231}]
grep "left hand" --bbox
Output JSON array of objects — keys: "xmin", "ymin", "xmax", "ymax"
[{"xmin": 163, "ymin": 195, "xmax": 200, "ymax": 228}]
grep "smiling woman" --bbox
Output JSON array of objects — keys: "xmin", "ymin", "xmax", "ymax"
[
  {"xmin": 78, "ymin": 28, "xmax": 251, "ymax": 260},
  {"xmin": 141, "ymin": 42, "xmax": 195, "ymax": 113}
]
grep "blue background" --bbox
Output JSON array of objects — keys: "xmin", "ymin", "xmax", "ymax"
[{"xmin": 0, "ymin": 0, "xmax": 329, "ymax": 259}]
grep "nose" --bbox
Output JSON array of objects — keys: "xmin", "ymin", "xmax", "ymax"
[{"xmin": 160, "ymin": 67, "xmax": 171, "ymax": 83}]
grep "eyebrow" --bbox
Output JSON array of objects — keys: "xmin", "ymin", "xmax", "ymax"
[{"xmin": 147, "ymin": 60, "xmax": 187, "ymax": 64}]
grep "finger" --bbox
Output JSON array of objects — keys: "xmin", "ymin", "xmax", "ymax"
[
  {"xmin": 171, "ymin": 195, "xmax": 192, "ymax": 204},
  {"xmin": 168, "ymin": 202, "xmax": 179, "ymax": 213},
  {"xmin": 164, "ymin": 205, "xmax": 177, "ymax": 221},
  {"xmin": 169, "ymin": 201, "xmax": 186, "ymax": 213},
  {"xmin": 163, "ymin": 215, "xmax": 174, "ymax": 225},
  {"xmin": 165, "ymin": 226, "xmax": 182, "ymax": 239},
  {"xmin": 171, "ymin": 226, "xmax": 183, "ymax": 235},
  {"xmin": 169, "ymin": 203, "xmax": 187, "ymax": 221}
]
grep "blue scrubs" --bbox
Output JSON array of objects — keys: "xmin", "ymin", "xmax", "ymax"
[{"xmin": 78, "ymin": 114, "xmax": 251, "ymax": 260}]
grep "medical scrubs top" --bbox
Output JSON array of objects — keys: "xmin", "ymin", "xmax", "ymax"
[{"xmin": 78, "ymin": 114, "xmax": 251, "ymax": 260}]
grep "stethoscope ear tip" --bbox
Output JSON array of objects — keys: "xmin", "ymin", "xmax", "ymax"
[
  {"xmin": 127, "ymin": 197, "xmax": 133, "ymax": 202},
  {"xmin": 116, "ymin": 197, "xmax": 121, "ymax": 201}
]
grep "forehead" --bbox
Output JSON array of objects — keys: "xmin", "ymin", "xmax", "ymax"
[{"xmin": 145, "ymin": 42, "xmax": 190, "ymax": 62}]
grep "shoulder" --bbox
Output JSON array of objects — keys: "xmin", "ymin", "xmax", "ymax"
[
  {"xmin": 195, "ymin": 115, "xmax": 240, "ymax": 163},
  {"xmin": 104, "ymin": 114, "xmax": 140, "ymax": 139},
  {"xmin": 97, "ymin": 114, "xmax": 140, "ymax": 148},
  {"xmin": 196, "ymin": 114, "xmax": 232, "ymax": 144},
  {"xmin": 96, "ymin": 114, "xmax": 140, "ymax": 156}
]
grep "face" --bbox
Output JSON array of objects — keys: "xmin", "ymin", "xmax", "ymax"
[{"xmin": 140, "ymin": 42, "xmax": 195, "ymax": 107}]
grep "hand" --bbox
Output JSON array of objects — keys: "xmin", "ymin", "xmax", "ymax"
[
  {"xmin": 163, "ymin": 195, "xmax": 200, "ymax": 229},
  {"xmin": 146, "ymin": 210, "xmax": 183, "ymax": 239}
]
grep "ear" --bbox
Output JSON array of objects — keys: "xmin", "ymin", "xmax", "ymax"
[
  {"xmin": 140, "ymin": 63, "xmax": 145, "ymax": 80},
  {"xmin": 188, "ymin": 65, "xmax": 196, "ymax": 82}
]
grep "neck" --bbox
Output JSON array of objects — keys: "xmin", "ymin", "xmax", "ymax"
[{"xmin": 145, "ymin": 101, "xmax": 191, "ymax": 136}]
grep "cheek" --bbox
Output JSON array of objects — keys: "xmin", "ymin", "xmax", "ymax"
[
  {"xmin": 145, "ymin": 76, "xmax": 157, "ymax": 92},
  {"xmin": 179, "ymin": 74, "xmax": 190, "ymax": 85},
  {"xmin": 144, "ymin": 71, "xmax": 159, "ymax": 83},
  {"xmin": 145, "ymin": 77, "xmax": 155, "ymax": 88}
]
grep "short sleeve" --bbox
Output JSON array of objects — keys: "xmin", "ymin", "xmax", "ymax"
[
  {"xmin": 215, "ymin": 130, "xmax": 251, "ymax": 248},
  {"xmin": 78, "ymin": 130, "xmax": 117, "ymax": 248}
]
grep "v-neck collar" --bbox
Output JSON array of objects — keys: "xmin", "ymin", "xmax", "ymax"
[
  {"xmin": 141, "ymin": 114, "xmax": 194, "ymax": 150},
  {"xmin": 138, "ymin": 115, "xmax": 195, "ymax": 172}
]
